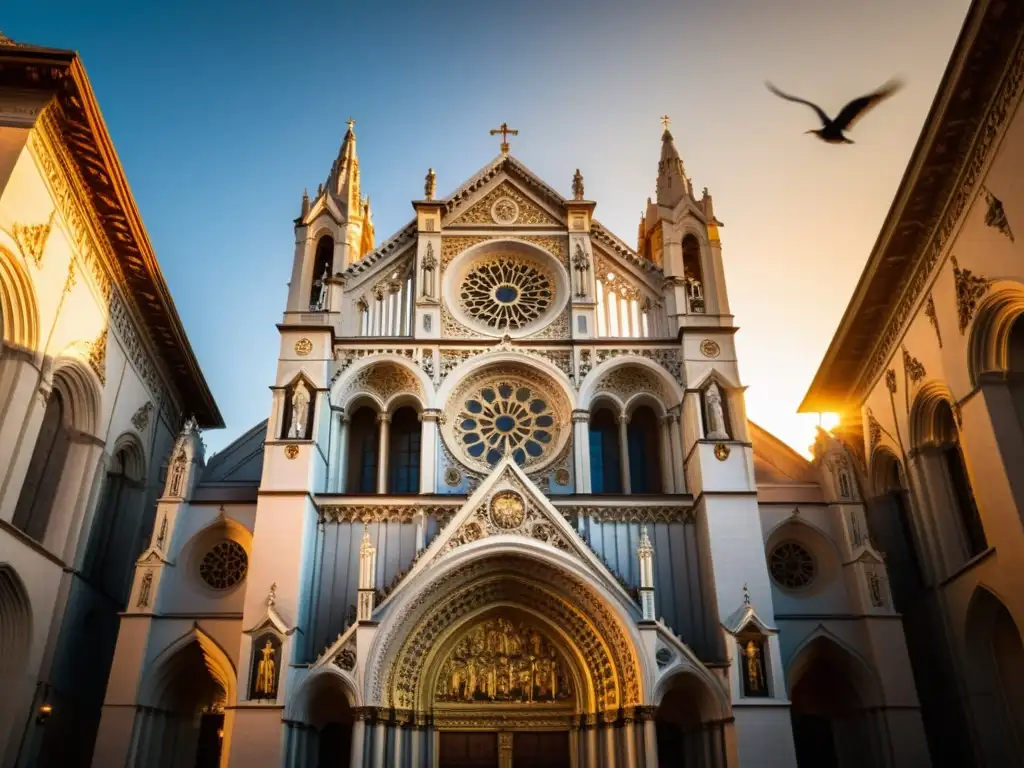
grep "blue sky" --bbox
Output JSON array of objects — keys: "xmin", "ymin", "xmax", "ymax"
[{"xmin": 7, "ymin": 0, "xmax": 971, "ymax": 456}]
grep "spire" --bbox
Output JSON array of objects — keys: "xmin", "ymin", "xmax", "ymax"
[
  {"xmin": 637, "ymin": 525, "xmax": 656, "ymax": 621},
  {"xmin": 329, "ymin": 117, "xmax": 361, "ymax": 210},
  {"xmin": 656, "ymin": 117, "xmax": 689, "ymax": 208},
  {"xmin": 300, "ymin": 189, "xmax": 310, "ymax": 219}
]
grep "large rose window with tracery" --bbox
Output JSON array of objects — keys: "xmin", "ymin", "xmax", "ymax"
[
  {"xmin": 459, "ymin": 257, "xmax": 554, "ymax": 331},
  {"xmin": 446, "ymin": 366, "xmax": 568, "ymax": 472}
]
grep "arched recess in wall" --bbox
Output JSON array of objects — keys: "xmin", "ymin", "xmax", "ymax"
[
  {"xmin": 588, "ymin": 396, "xmax": 622, "ymax": 494},
  {"xmin": 764, "ymin": 519, "xmax": 841, "ymax": 598},
  {"xmin": 0, "ymin": 244, "xmax": 40, "ymax": 353},
  {"xmin": 310, "ymin": 234, "xmax": 334, "ymax": 310},
  {"xmin": 0, "ymin": 565, "xmax": 32, "ymax": 678},
  {"xmin": 681, "ymin": 233, "xmax": 705, "ymax": 314},
  {"xmin": 964, "ymin": 586, "xmax": 1024, "ymax": 762},
  {"xmin": 346, "ymin": 395, "xmax": 382, "ymax": 494},
  {"xmin": 865, "ymin": 448, "xmax": 924, "ymax": 610},
  {"xmin": 654, "ymin": 670, "xmax": 732, "ymax": 766},
  {"xmin": 387, "ymin": 404, "xmax": 421, "ymax": 494},
  {"xmin": 181, "ymin": 517, "xmax": 253, "ymax": 597},
  {"xmin": 285, "ymin": 670, "xmax": 357, "ymax": 768},
  {"xmin": 281, "ymin": 374, "xmax": 316, "ymax": 441},
  {"xmin": 83, "ymin": 434, "xmax": 148, "ymax": 606},
  {"xmin": 909, "ymin": 385, "xmax": 987, "ymax": 561}
]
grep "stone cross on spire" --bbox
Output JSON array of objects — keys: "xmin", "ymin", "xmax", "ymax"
[{"xmin": 489, "ymin": 122, "xmax": 519, "ymax": 155}]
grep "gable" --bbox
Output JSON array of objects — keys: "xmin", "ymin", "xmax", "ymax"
[
  {"xmin": 200, "ymin": 420, "xmax": 267, "ymax": 487},
  {"xmin": 446, "ymin": 179, "xmax": 563, "ymax": 228},
  {"xmin": 749, "ymin": 421, "xmax": 818, "ymax": 485}
]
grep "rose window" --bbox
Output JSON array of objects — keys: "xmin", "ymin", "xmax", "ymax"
[
  {"xmin": 199, "ymin": 540, "xmax": 248, "ymax": 590},
  {"xmin": 769, "ymin": 541, "xmax": 816, "ymax": 590},
  {"xmin": 459, "ymin": 258, "xmax": 553, "ymax": 331},
  {"xmin": 456, "ymin": 379, "xmax": 557, "ymax": 468}
]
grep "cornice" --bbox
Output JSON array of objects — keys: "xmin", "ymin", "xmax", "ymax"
[{"xmin": 800, "ymin": 0, "xmax": 1024, "ymax": 413}]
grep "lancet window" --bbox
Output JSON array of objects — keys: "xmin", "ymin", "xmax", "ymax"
[
  {"xmin": 594, "ymin": 261, "xmax": 663, "ymax": 338},
  {"xmin": 13, "ymin": 389, "xmax": 71, "ymax": 542},
  {"xmin": 935, "ymin": 401, "xmax": 987, "ymax": 558},
  {"xmin": 682, "ymin": 234, "xmax": 705, "ymax": 314},
  {"xmin": 357, "ymin": 259, "xmax": 414, "ymax": 337},
  {"xmin": 346, "ymin": 407, "xmax": 380, "ymax": 494},
  {"xmin": 387, "ymin": 407, "xmax": 421, "ymax": 494},
  {"xmin": 588, "ymin": 408, "xmax": 623, "ymax": 494},
  {"xmin": 310, "ymin": 235, "xmax": 333, "ymax": 311},
  {"xmin": 627, "ymin": 406, "xmax": 663, "ymax": 494}
]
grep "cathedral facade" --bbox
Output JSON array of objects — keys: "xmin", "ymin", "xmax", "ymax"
[{"xmin": 4, "ymin": 2, "xmax": 1022, "ymax": 765}]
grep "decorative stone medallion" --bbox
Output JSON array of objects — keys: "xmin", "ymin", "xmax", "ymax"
[
  {"xmin": 294, "ymin": 338, "xmax": 313, "ymax": 356},
  {"xmin": 713, "ymin": 443, "xmax": 730, "ymax": 461},
  {"xmin": 459, "ymin": 256, "xmax": 554, "ymax": 331},
  {"xmin": 700, "ymin": 339, "xmax": 721, "ymax": 358},
  {"xmin": 284, "ymin": 444, "xmax": 300, "ymax": 459},
  {"xmin": 554, "ymin": 468, "xmax": 571, "ymax": 486},
  {"xmin": 769, "ymin": 541, "xmax": 816, "ymax": 590},
  {"xmin": 490, "ymin": 491, "xmax": 526, "ymax": 530},
  {"xmin": 490, "ymin": 196, "xmax": 520, "ymax": 225},
  {"xmin": 444, "ymin": 467, "xmax": 462, "ymax": 487}
]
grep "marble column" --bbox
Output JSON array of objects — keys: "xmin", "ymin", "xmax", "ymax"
[
  {"xmin": 335, "ymin": 412, "xmax": 350, "ymax": 493},
  {"xmin": 391, "ymin": 720, "xmax": 405, "ymax": 768},
  {"xmin": 585, "ymin": 719, "xmax": 598, "ymax": 768},
  {"xmin": 419, "ymin": 409, "xmax": 441, "ymax": 494},
  {"xmin": 409, "ymin": 722, "xmax": 422, "ymax": 768},
  {"xmin": 370, "ymin": 720, "xmax": 386, "ymax": 768},
  {"xmin": 623, "ymin": 711, "xmax": 638, "ymax": 768},
  {"xmin": 376, "ymin": 414, "xmax": 390, "ymax": 494},
  {"xmin": 617, "ymin": 414, "xmax": 632, "ymax": 494},
  {"xmin": 350, "ymin": 713, "xmax": 366, "ymax": 768},
  {"xmin": 603, "ymin": 721, "xmax": 619, "ymax": 768},
  {"xmin": 669, "ymin": 410, "xmax": 685, "ymax": 493},
  {"xmin": 569, "ymin": 725, "xmax": 580, "ymax": 768},
  {"xmin": 572, "ymin": 409, "xmax": 592, "ymax": 493},
  {"xmin": 659, "ymin": 415, "xmax": 675, "ymax": 493},
  {"xmin": 642, "ymin": 709, "xmax": 658, "ymax": 768}
]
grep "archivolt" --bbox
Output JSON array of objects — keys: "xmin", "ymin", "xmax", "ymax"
[
  {"xmin": 0, "ymin": 564, "xmax": 32, "ymax": 676},
  {"xmin": 0, "ymin": 244, "xmax": 39, "ymax": 352},
  {"xmin": 968, "ymin": 281, "xmax": 1024, "ymax": 385}
]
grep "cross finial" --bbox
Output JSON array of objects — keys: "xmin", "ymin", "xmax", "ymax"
[
  {"xmin": 742, "ymin": 582, "xmax": 751, "ymax": 607},
  {"xmin": 489, "ymin": 122, "xmax": 519, "ymax": 155},
  {"xmin": 661, "ymin": 114, "xmax": 671, "ymax": 131},
  {"xmin": 267, "ymin": 582, "xmax": 277, "ymax": 607},
  {"xmin": 347, "ymin": 117, "xmax": 355, "ymax": 132}
]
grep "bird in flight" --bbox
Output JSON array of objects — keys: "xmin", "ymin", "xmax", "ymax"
[{"xmin": 766, "ymin": 79, "xmax": 904, "ymax": 144}]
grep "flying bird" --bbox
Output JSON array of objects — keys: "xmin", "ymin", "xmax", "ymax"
[{"xmin": 765, "ymin": 79, "xmax": 904, "ymax": 144}]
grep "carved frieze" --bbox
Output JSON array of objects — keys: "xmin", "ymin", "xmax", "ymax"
[
  {"xmin": 866, "ymin": 408, "xmax": 881, "ymax": 454},
  {"xmin": 594, "ymin": 347, "xmax": 683, "ymax": 388},
  {"xmin": 597, "ymin": 366, "xmax": 664, "ymax": 401},
  {"xmin": 983, "ymin": 186, "xmax": 1014, "ymax": 242},
  {"xmin": 318, "ymin": 504, "xmax": 460, "ymax": 525}
]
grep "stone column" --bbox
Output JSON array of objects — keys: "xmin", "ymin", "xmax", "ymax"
[
  {"xmin": 370, "ymin": 719, "xmax": 386, "ymax": 768},
  {"xmin": 419, "ymin": 409, "xmax": 442, "ymax": 494},
  {"xmin": 569, "ymin": 724, "xmax": 580, "ymax": 768},
  {"xmin": 659, "ymin": 416, "xmax": 675, "ymax": 493},
  {"xmin": 498, "ymin": 731, "xmax": 513, "ymax": 768},
  {"xmin": 391, "ymin": 718, "xmax": 405, "ymax": 768},
  {"xmin": 669, "ymin": 410, "xmax": 685, "ymax": 493},
  {"xmin": 572, "ymin": 410, "xmax": 592, "ymax": 493},
  {"xmin": 410, "ymin": 719, "xmax": 423, "ymax": 767},
  {"xmin": 622, "ymin": 710, "xmax": 638, "ymax": 767},
  {"xmin": 334, "ymin": 411, "xmax": 349, "ymax": 493},
  {"xmin": 603, "ymin": 719, "xmax": 618, "ymax": 768},
  {"xmin": 350, "ymin": 710, "xmax": 367, "ymax": 768},
  {"xmin": 376, "ymin": 413, "xmax": 390, "ymax": 494},
  {"xmin": 617, "ymin": 414, "xmax": 632, "ymax": 494},
  {"xmin": 584, "ymin": 716, "xmax": 598, "ymax": 768},
  {"xmin": 641, "ymin": 707, "xmax": 658, "ymax": 768}
]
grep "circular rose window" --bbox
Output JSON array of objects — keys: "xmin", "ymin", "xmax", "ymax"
[
  {"xmin": 199, "ymin": 540, "xmax": 248, "ymax": 590},
  {"xmin": 459, "ymin": 256, "xmax": 553, "ymax": 331},
  {"xmin": 768, "ymin": 541, "xmax": 816, "ymax": 590}
]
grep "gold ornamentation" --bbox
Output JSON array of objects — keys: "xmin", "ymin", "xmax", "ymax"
[
  {"xmin": 490, "ymin": 491, "xmax": 525, "ymax": 530},
  {"xmin": 952, "ymin": 255, "xmax": 991, "ymax": 334},
  {"xmin": 12, "ymin": 210, "xmax": 55, "ymax": 267},
  {"xmin": 743, "ymin": 640, "xmax": 766, "ymax": 694},
  {"xmin": 491, "ymin": 197, "xmax": 520, "ymax": 225},
  {"xmin": 489, "ymin": 122, "xmax": 519, "ymax": 155},
  {"xmin": 554, "ymin": 468, "xmax": 571, "ymax": 486},
  {"xmin": 255, "ymin": 639, "xmax": 277, "ymax": 696},
  {"xmin": 983, "ymin": 186, "xmax": 1014, "ymax": 242},
  {"xmin": 924, "ymin": 293, "xmax": 943, "ymax": 348},
  {"xmin": 700, "ymin": 339, "xmax": 721, "ymax": 358},
  {"xmin": 87, "ymin": 325, "xmax": 108, "ymax": 385},
  {"xmin": 713, "ymin": 443, "xmax": 730, "ymax": 461},
  {"xmin": 449, "ymin": 183, "xmax": 561, "ymax": 228},
  {"xmin": 294, "ymin": 338, "xmax": 313, "ymax": 356},
  {"xmin": 284, "ymin": 444, "xmax": 300, "ymax": 459},
  {"xmin": 885, "ymin": 369, "xmax": 897, "ymax": 395},
  {"xmin": 199, "ymin": 540, "xmax": 248, "ymax": 590},
  {"xmin": 434, "ymin": 617, "xmax": 573, "ymax": 704},
  {"xmin": 867, "ymin": 408, "xmax": 881, "ymax": 453},
  {"xmin": 318, "ymin": 504, "xmax": 458, "ymax": 525},
  {"xmin": 131, "ymin": 401, "xmax": 153, "ymax": 432}
]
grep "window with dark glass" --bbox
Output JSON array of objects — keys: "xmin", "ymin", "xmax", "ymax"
[
  {"xmin": 13, "ymin": 390, "xmax": 71, "ymax": 541},
  {"xmin": 310, "ymin": 235, "xmax": 333, "ymax": 309},
  {"xmin": 388, "ymin": 407, "xmax": 421, "ymax": 494},
  {"xmin": 935, "ymin": 402, "xmax": 986, "ymax": 557},
  {"xmin": 346, "ymin": 407, "xmax": 379, "ymax": 494},
  {"xmin": 589, "ymin": 408, "xmax": 622, "ymax": 493},
  {"xmin": 627, "ymin": 406, "xmax": 662, "ymax": 494}
]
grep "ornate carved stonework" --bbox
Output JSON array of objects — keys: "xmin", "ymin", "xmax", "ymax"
[
  {"xmin": 318, "ymin": 504, "xmax": 460, "ymax": 525},
  {"xmin": 12, "ymin": 210, "xmax": 55, "ymax": 267},
  {"xmin": 902, "ymin": 347, "xmax": 926, "ymax": 385},
  {"xmin": 442, "ymin": 484, "xmax": 571, "ymax": 558},
  {"xmin": 342, "ymin": 362, "xmax": 422, "ymax": 404},
  {"xmin": 294, "ymin": 338, "xmax": 313, "ymax": 356},
  {"xmin": 575, "ymin": 506, "xmax": 694, "ymax": 524},
  {"xmin": 87, "ymin": 325, "xmax": 108, "ymax": 385},
  {"xmin": 885, "ymin": 369, "xmax": 897, "ymax": 395},
  {"xmin": 924, "ymin": 293, "xmax": 943, "ymax": 348},
  {"xmin": 952, "ymin": 255, "xmax": 991, "ymax": 334},
  {"xmin": 983, "ymin": 186, "xmax": 1014, "ymax": 242},
  {"xmin": 131, "ymin": 401, "xmax": 153, "ymax": 432},
  {"xmin": 434, "ymin": 616, "xmax": 573, "ymax": 704},
  {"xmin": 866, "ymin": 408, "xmax": 881, "ymax": 454},
  {"xmin": 700, "ymin": 339, "xmax": 721, "ymax": 358},
  {"xmin": 284, "ymin": 444, "xmax": 300, "ymax": 459},
  {"xmin": 449, "ymin": 182, "xmax": 561, "ymax": 228},
  {"xmin": 597, "ymin": 366, "xmax": 664, "ymax": 401},
  {"xmin": 594, "ymin": 347, "xmax": 683, "ymax": 388}
]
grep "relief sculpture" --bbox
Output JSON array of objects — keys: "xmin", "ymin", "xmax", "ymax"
[{"xmin": 435, "ymin": 617, "xmax": 572, "ymax": 704}]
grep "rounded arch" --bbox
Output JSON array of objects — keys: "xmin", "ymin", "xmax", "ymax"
[
  {"xmin": 285, "ymin": 666, "xmax": 360, "ymax": 726},
  {"xmin": 908, "ymin": 380, "xmax": 959, "ymax": 449},
  {"xmin": 968, "ymin": 280, "xmax": 1024, "ymax": 385},
  {"xmin": 578, "ymin": 355, "xmax": 683, "ymax": 409},
  {"xmin": 331, "ymin": 355, "xmax": 430, "ymax": 411},
  {"xmin": 436, "ymin": 350, "xmax": 576, "ymax": 411},
  {"xmin": 624, "ymin": 391, "xmax": 669, "ymax": 420},
  {"xmin": 109, "ymin": 431, "xmax": 147, "ymax": 482},
  {"xmin": 50, "ymin": 356, "xmax": 103, "ymax": 437},
  {"xmin": 588, "ymin": 392, "xmax": 623, "ymax": 415},
  {"xmin": 0, "ymin": 564, "xmax": 32, "ymax": 676},
  {"xmin": 363, "ymin": 539, "xmax": 651, "ymax": 712},
  {"xmin": 0, "ymin": 243, "xmax": 40, "ymax": 352},
  {"xmin": 654, "ymin": 667, "xmax": 730, "ymax": 723}
]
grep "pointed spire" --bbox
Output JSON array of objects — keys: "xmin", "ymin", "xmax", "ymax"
[
  {"xmin": 743, "ymin": 582, "xmax": 752, "ymax": 607},
  {"xmin": 638, "ymin": 525, "xmax": 654, "ymax": 555},
  {"xmin": 300, "ymin": 189, "xmax": 310, "ymax": 219},
  {"xmin": 656, "ymin": 116, "xmax": 689, "ymax": 208},
  {"xmin": 330, "ymin": 117, "xmax": 360, "ymax": 205},
  {"xmin": 572, "ymin": 169, "xmax": 584, "ymax": 201},
  {"xmin": 425, "ymin": 168, "xmax": 437, "ymax": 200}
]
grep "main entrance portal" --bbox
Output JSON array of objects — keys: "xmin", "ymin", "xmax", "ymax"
[
  {"xmin": 439, "ymin": 732, "xmax": 498, "ymax": 768},
  {"xmin": 437, "ymin": 731, "xmax": 570, "ymax": 768}
]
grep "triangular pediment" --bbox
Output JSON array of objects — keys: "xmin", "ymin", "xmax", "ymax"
[{"xmin": 446, "ymin": 178, "xmax": 563, "ymax": 228}]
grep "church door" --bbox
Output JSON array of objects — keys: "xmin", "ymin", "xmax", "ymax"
[
  {"xmin": 439, "ymin": 732, "xmax": 499, "ymax": 768},
  {"xmin": 512, "ymin": 732, "xmax": 570, "ymax": 768}
]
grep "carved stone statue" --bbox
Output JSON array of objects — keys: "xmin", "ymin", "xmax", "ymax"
[
  {"xmin": 572, "ymin": 168, "xmax": 584, "ymax": 201},
  {"xmin": 744, "ymin": 640, "xmax": 764, "ymax": 693},
  {"xmin": 311, "ymin": 265, "xmax": 329, "ymax": 311},
  {"xmin": 290, "ymin": 380, "xmax": 311, "ymax": 439},
  {"xmin": 137, "ymin": 571, "xmax": 153, "ymax": 608},
  {"xmin": 255, "ymin": 639, "xmax": 276, "ymax": 696},
  {"xmin": 705, "ymin": 382, "xmax": 729, "ymax": 439},
  {"xmin": 425, "ymin": 167, "xmax": 437, "ymax": 200}
]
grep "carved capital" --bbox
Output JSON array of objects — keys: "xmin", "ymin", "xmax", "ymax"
[
  {"xmin": 571, "ymin": 409, "xmax": 591, "ymax": 424},
  {"xmin": 419, "ymin": 408, "xmax": 443, "ymax": 423}
]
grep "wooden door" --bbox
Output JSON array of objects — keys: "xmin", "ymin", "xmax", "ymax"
[
  {"xmin": 512, "ymin": 731, "xmax": 571, "ymax": 768},
  {"xmin": 439, "ymin": 732, "xmax": 499, "ymax": 768}
]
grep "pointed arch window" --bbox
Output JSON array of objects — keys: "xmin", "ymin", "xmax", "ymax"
[
  {"xmin": 935, "ymin": 401, "xmax": 986, "ymax": 557},
  {"xmin": 627, "ymin": 406, "xmax": 662, "ymax": 494},
  {"xmin": 682, "ymin": 234, "xmax": 705, "ymax": 314},
  {"xmin": 13, "ymin": 389, "xmax": 71, "ymax": 541},
  {"xmin": 588, "ymin": 408, "xmax": 622, "ymax": 494},
  {"xmin": 346, "ymin": 407, "xmax": 379, "ymax": 494},
  {"xmin": 310, "ymin": 235, "xmax": 334, "ymax": 311},
  {"xmin": 388, "ymin": 407, "xmax": 421, "ymax": 494}
]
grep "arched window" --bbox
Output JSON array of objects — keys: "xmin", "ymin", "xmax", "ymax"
[
  {"xmin": 682, "ymin": 234, "xmax": 705, "ymax": 314},
  {"xmin": 588, "ymin": 408, "xmax": 622, "ymax": 494},
  {"xmin": 388, "ymin": 407, "xmax": 421, "ymax": 494},
  {"xmin": 935, "ymin": 401, "xmax": 987, "ymax": 557},
  {"xmin": 13, "ymin": 390, "xmax": 71, "ymax": 541},
  {"xmin": 310, "ymin": 235, "xmax": 333, "ymax": 311},
  {"xmin": 627, "ymin": 406, "xmax": 662, "ymax": 494},
  {"xmin": 84, "ymin": 447, "xmax": 147, "ymax": 604},
  {"xmin": 346, "ymin": 407, "xmax": 379, "ymax": 494}
]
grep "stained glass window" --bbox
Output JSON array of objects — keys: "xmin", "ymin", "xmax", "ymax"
[
  {"xmin": 769, "ymin": 541, "xmax": 816, "ymax": 590},
  {"xmin": 456, "ymin": 380, "xmax": 555, "ymax": 468}
]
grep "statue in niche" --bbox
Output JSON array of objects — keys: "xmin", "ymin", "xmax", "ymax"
[
  {"xmin": 254, "ymin": 638, "xmax": 277, "ymax": 697},
  {"xmin": 311, "ymin": 265, "xmax": 329, "ymax": 311},
  {"xmin": 704, "ymin": 382, "xmax": 730, "ymax": 439},
  {"xmin": 742, "ymin": 638, "xmax": 767, "ymax": 696},
  {"xmin": 289, "ymin": 380, "xmax": 311, "ymax": 439},
  {"xmin": 435, "ymin": 617, "xmax": 572, "ymax": 704},
  {"xmin": 167, "ymin": 450, "xmax": 187, "ymax": 497},
  {"xmin": 137, "ymin": 571, "xmax": 153, "ymax": 608}
]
